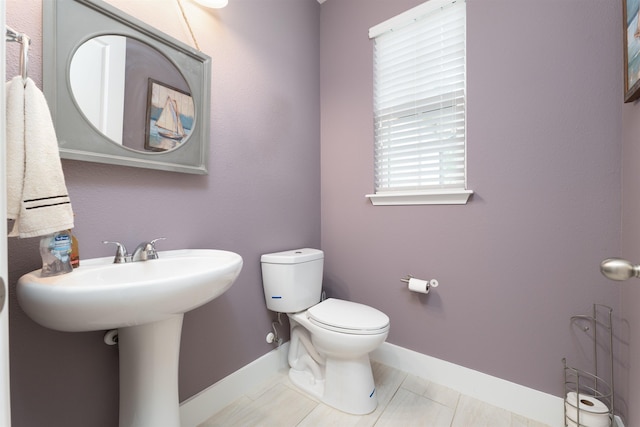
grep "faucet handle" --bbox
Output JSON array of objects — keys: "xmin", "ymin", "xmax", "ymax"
[
  {"xmin": 102, "ymin": 241, "xmax": 129, "ymax": 264},
  {"xmin": 148, "ymin": 237, "xmax": 166, "ymax": 258},
  {"xmin": 150, "ymin": 237, "xmax": 166, "ymax": 248},
  {"xmin": 148, "ymin": 237, "xmax": 166, "ymax": 259}
]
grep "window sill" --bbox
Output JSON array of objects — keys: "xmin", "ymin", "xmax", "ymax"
[{"xmin": 365, "ymin": 189, "xmax": 473, "ymax": 206}]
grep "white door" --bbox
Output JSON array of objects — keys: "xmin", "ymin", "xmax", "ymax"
[
  {"xmin": 69, "ymin": 35, "xmax": 126, "ymax": 144},
  {"xmin": 1, "ymin": 2, "xmax": 13, "ymax": 426}
]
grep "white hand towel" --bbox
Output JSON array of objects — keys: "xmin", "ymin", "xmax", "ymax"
[
  {"xmin": 6, "ymin": 76, "xmax": 24, "ymax": 224},
  {"xmin": 6, "ymin": 77, "xmax": 74, "ymax": 238}
]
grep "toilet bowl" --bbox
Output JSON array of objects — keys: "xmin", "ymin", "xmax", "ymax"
[
  {"xmin": 288, "ymin": 298, "xmax": 389, "ymax": 414},
  {"xmin": 261, "ymin": 249, "xmax": 390, "ymax": 415}
]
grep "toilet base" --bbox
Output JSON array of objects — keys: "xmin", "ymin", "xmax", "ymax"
[
  {"xmin": 289, "ymin": 368, "xmax": 325, "ymax": 400},
  {"xmin": 289, "ymin": 354, "xmax": 377, "ymax": 415}
]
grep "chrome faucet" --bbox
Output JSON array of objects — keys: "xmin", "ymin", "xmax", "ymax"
[
  {"xmin": 132, "ymin": 238, "xmax": 166, "ymax": 262},
  {"xmin": 103, "ymin": 238, "xmax": 166, "ymax": 263},
  {"xmin": 102, "ymin": 241, "xmax": 130, "ymax": 263}
]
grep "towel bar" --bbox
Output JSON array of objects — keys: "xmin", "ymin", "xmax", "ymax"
[{"xmin": 5, "ymin": 25, "xmax": 30, "ymax": 81}]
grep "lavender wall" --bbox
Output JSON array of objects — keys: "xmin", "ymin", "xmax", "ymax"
[
  {"xmin": 320, "ymin": 0, "xmax": 623, "ymax": 410},
  {"xmin": 4, "ymin": 0, "xmax": 630, "ymax": 425},
  {"xmin": 6, "ymin": 1, "xmax": 320, "ymax": 426}
]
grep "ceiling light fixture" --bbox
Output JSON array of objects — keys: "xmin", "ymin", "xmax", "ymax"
[{"xmin": 193, "ymin": 0, "xmax": 228, "ymax": 8}]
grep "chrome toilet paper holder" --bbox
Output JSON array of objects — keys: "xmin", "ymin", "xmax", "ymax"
[{"xmin": 400, "ymin": 275, "xmax": 414, "ymax": 284}]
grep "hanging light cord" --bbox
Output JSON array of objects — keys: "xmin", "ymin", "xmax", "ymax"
[{"xmin": 176, "ymin": 0, "xmax": 201, "ymax": 51}]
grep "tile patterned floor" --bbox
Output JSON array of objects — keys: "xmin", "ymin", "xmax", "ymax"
[{"xmin": 199, "ymin": 362, "xmax": 552, "ymax": 427}]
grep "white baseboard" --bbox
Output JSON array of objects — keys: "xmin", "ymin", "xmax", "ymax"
[
  {"xmin": 180, "ymin": 341, "xmax": 622, "ymax": 427},
  {"xmin": 370, "ymin": 342, "xmax": 563, "ymax": 426},
  {"xmin": 179, "ymin": 343, "xmax": 290, "ymax": 427}
]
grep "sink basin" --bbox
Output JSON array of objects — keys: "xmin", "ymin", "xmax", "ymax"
[
  {"xmin": 17, "ymin": 249, "xmax": 242, "ymax": 332},
  {"xmin": 17, "ymin": 248, "xmax": 243, "ymax": 427}
]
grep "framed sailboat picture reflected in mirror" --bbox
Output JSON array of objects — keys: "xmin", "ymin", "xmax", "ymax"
[
  {"xmin": 145, "ymin": 79, "xmax": 195, "ymax": 151},
  {"xmin": 624, "ymin": 0, "xmax": 640, "ymax": 102}
]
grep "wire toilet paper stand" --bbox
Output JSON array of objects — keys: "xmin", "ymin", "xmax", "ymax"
[{"xmin": 563, "ymin": 304, "xmax": 614, "ymax": 427}]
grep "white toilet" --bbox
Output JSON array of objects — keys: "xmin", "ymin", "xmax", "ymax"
[{"xmin": 261, "ymin": 248, "xmax": 390, "ymax": 415}]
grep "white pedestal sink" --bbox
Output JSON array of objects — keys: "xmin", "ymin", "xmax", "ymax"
[{"xmin": 17, "ymin": 249, "xmax": 243, "ymax": 427}]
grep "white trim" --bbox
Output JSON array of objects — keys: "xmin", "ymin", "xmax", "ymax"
[
  {"xmin": 180, "ymin": 341, "xmax": 573, "ymax": 427},
  {"xmin": 179, "ymin": 344, "xmax": 290, "ymax": 427},
  {"xmin": 366, "ymin": 189, "xmax": 473, "ymax": 206},
  {"xmin": 1, "ymin": 2, "xmax": 12, "ymax": 425}
]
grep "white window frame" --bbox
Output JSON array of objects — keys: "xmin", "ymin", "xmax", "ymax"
[{"xmin": 366, "ymin": 0, "xmax": 472, "ymax": 206}]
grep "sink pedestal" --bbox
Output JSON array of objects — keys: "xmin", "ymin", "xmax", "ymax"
[{"xmin": 118, "ymin": 315, "xmax": 184, "ymax": 427}]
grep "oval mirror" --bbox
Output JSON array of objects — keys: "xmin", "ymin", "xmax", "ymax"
[
  {"xmin": 69, "ymin": 35, "xmax": 194, "ymax": 153},
  {"xmin": 43, "ymin": 0, "xmax": 211, "ymax": 174}
]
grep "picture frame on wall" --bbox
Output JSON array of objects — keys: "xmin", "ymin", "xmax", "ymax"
[
  {"xmin": 145, "ymin": 79, "xmax": 194, "ymax": 151},
  {"xmin": 624, "ymin": 0, "xmax": 640, "ymax": 102}
]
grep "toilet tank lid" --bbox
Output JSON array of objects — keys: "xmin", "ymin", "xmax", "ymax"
[{"xmin": 261, "ymin": 248, "xmax": 324, "ymax": 264}]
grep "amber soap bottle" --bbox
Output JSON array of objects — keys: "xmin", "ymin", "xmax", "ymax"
[{"xmin": 69, "ymin": 229, "xmax": 80, "ymax": 268}]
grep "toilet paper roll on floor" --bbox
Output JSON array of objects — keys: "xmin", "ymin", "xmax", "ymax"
[
  {"xmin": 565, "ymin": 392, "xmax": 610, "ymax": 427},
  {"xmin": 408, "ymin": 278, "xmax": 439, "ymax": 294}
]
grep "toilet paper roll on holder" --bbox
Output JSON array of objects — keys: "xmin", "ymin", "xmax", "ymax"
[{"xmin": 400, "ymin": 275, "xmax": 439, "ymax": 289}]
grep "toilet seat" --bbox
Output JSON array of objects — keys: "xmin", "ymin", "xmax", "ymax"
[{"xmin": 307, "ymin": 298, "xmax": 389, "ymax": 335}]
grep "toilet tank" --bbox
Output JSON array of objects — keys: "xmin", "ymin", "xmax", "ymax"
[{"xmin": 261, "ymin": 248, "xmax": 324, "ymax": 313}]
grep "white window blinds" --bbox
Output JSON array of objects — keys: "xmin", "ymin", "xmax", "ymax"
[{"xmin": 367, "ymin": 0, "xmax": 471, "ymax": 205}]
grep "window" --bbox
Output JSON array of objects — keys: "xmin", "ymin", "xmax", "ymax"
[{"xmin": 366, "ymin": 0, "xmax": 472, "ymax": 206}]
